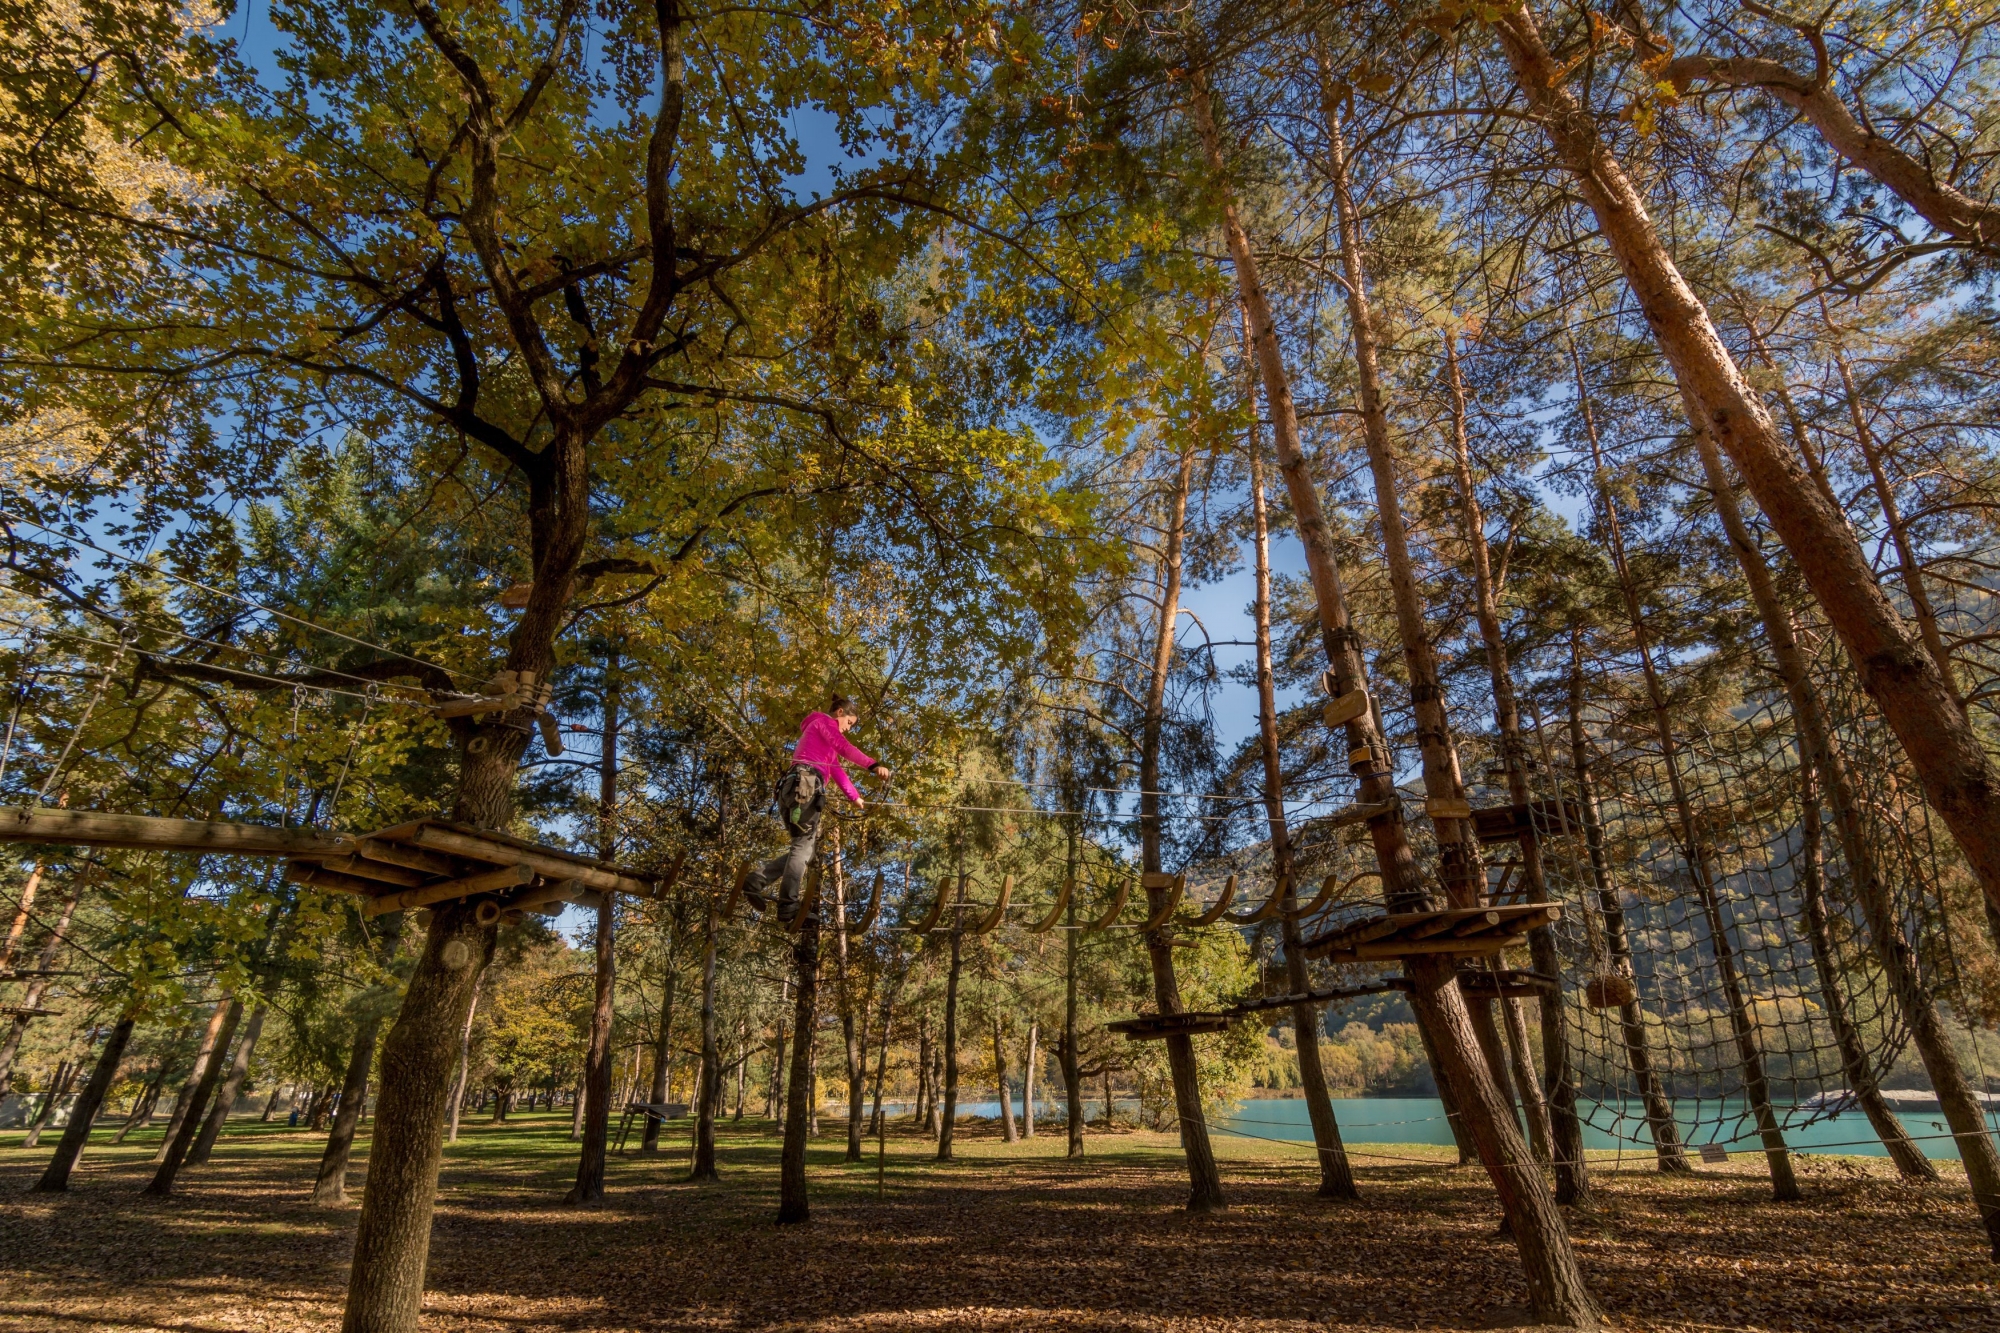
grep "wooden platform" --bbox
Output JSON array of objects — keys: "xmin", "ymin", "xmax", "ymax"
[
  {"xmin": 1299, "ymin": 902, "xmax": 1559, "ymax": 962},
  {"xmin": 0, "ymin": 806, "xmax": 668, "ymax": 916}
]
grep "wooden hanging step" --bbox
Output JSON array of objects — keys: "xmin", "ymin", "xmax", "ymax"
[
  {"xmin": 1454, "ymin": 968, "xmax": 1561, "ymax": 1000},
  {"xmin": 1300, "ymin": 902, "xmax": 1559, "ymax": 962}
]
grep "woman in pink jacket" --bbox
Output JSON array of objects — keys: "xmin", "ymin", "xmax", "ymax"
[{"xmin": 742, "ymin": 695, "xmax": 890, "ymax": 923}]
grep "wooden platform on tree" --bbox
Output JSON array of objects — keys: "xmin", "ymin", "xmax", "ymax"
[
  {"xmin": 0, "ymin": 807, "xmax": 669, "ymax": 914},
  {"xmin": 1299, "ymin": 903, "xmax": 1559, "ymax": 962}
]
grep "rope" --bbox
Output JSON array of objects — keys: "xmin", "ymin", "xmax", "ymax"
[{"xmin": 0, "ymin": 506, "xmax": 481, "ymax": 685}]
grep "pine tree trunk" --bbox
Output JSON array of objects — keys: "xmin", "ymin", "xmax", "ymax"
[
  {"xmin": 994, "ymin": 1014, "xmax": 1017, "ymax": 1142},
  {"xmin": 1138, "ymin": 436, "xmax": 1226, "ymax": 1214},
  {"xmin": 33, "ymin": 1010, "xmax": 134, "ymax": 1191},
  {"xmin": 1062, "ymin": 827, "xmax": 1085, "ymax": 1159},
  {"xmin": 642, "ymin": 932, "xmax": 678, "ymax": 1152},
  {"xmin": 0, "ymin": 877, "xmax": 84, "ymax": 1095},
  {"xmin": 1498, "ymin": 991, "xmax": 1553, "ymax": 1167},
  {"xmin": 1492, "ymin": 0, "xmax": 2000, "ymax": 931},
  {"xmin": 189, "ymin": 1005, "xmax": 267, "ymax": 1167},
  {"xmin": 1186, "ymin": 51, "xmax": 1598, "ymax": 1323},
  {"xmin": 776, "ymin": 914, "xmax": 821, "ymax": 1224},
  {"xmin": 0, "ymin": 861, "xmax": 43, "ymax": 971},
  {"xmin": 869, "ymin": 988, "xmax": 893, "ymax": 1134},
  {"xmin": 1445, "ymin": 335, "xmax": 1586, "ymax": 1201},
  {"xmin": 568, "ymin": 671, "xmax": 621, "ymax": 1199},
  {"xmin": 831, "ymin": 836, "xmax": 866, "ymax": 1163},
  {"xmin": 1243, "ymin": 361, "xmax": 1355, "ymax": 1197},
  {"xmin": 770, "ymin": 997, "xmax": 787, "ymax": 1132},
  {"xmin": 1022, "ymin": 1023, "xmax": 1037, "ymax": 1138},
  {"xmin": 937, "ymin": 897, "xmax": 963, "ymax": 1161},
  {"xmin": 146, "ymin": 999, "xmax": 242, "ymax": 1196},
  {"xmin": 690, "ymin": 897, "xmax": 721, "ymax": 1181}
]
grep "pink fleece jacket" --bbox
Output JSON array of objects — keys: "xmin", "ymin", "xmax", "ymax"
[{"xmin": 792, "ymin": 711, "xmax": 877, "ymax": 803}]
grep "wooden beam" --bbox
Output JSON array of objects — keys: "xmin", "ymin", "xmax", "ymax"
[
  {"xmin": 504, "ymin": 879, "xmax": 604, "ymax": 915},
  {"xmin": 407, "ymin": 825, "xmax": 655, "ymax": 897},
  {"xmin": 285, "ymin": 863, "xmax": 391, "ymax": 897},
  {"xmin": 362, "ymin": 863, "xmax": 534, "ymax": 918},
  {"xmin": 1346, "ymin": 934, "xmax": 1524, "ymax": 960},
  {"xmin": 355, "ymin": 838, "xmax": 464, "ymax": 879},
  {"xmin": 0, "ymin": 807, "xmax": 351, "ymax": 858},
  {"xmin": 299, "ymin": 854, "xmax": 427, "ymax": 889}
]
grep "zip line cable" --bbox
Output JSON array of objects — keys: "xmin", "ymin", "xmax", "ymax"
[{"xmin": 0, "ymin": 507, "xmax": 482, "ymax": 685}]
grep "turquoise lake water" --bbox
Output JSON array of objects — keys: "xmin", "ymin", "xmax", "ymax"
[{"xmin": 919, "ymin": 1095, "xmax": 1994, "ymax": 1160}]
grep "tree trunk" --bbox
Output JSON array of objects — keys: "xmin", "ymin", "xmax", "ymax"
[
  {"xmin": 690, "ymin": 897, "xmax": 721, "ymax": 1181},
  {"xmin": 938, "ymin": 892, "xmax": 964, "ymax": 1161},
  {"xmin": 145, "ymin": 998, "xmax": 242, "ymax": 1197},
  {"xmin": 313, "ymin": 1007, "xmax": 387, "ymax": 1206},
  {"xmin": 830, "ymin": 833, "xmax": 866, "ymax": 1163},
  {"xmin": 568, "ymin": 667, "xmax": 621, "ymax": 1200},
  {"xmin": 993, "ymin": 1013, "xmax": 1017, "ymax": 1143},
  {"xmin": 1022, "ymin": 1022, "xmax": 1036, "ymax": 1138},
  {"xmin": 115, "ymin": 1055, "xmax": 175, "ymax": 1143},
  {"xmin": 1243, "ymin": 356, "xmax": 1355, "ymax": 1197},
  {"xmin": 1493, "ymin": 0, "xmax": 2000, "ymax": 930},
  {"xmin": 1137, "ymin": 434, "xmax": 1226, "ymax": 1214},
  {"xmin": 1186, "ymin": 53, "xmax": 1599, "ymax": 1324},
  {"xmin": 870, "ymin": 985, "xmax": 893, "ymax": 1134},
  {"xmin": 309, "ymin": 1083, "xmax": 336, "ymax": 1131},
  {"xmin": 447, "ymin": 975, "xmax": 481, "ymax": 1145},
  {"xmin": 0, "ymin": 861, "xmax": 44, "ymax": 971},
  {"xmin": 770, "ymin": 992, "xmax": 787, "ymax": 1132},
  {"xmin": 642, "ymin": 929, "xmax": 679, "ymax": 1151},
  {"xmin": 735, "ymin": 1019, "xmax": 748, "ymax": 1121},
  {"xmin": 1062, "ymin": 828, "xmax": 1084, "ymax": 1159},
  {"xmin": 189, "ymin": 1005, "xmax": 267, "ymax": 1167},
  {"xmin": 1445, "ymin": 334, "xmax": 1586, "ymax": 1202},
  {"xmin": 341, "ymin": 893, "xmax": 499, "ymax": 1332},
  {"xmin": 1498, "ymin": 988, "xmax": 1553, "ymax": 1167},
  {"xmin": 22, "ymin": 1058, "xmax": 74, "ymax": 1149},
  {"xmin": 776, "ymin": 914, "xmax": 821, "ymax": 1224},
  {"xmin": 0, "ymin": 876, "xmax": 85, "ymax": 1095},
  {"xmin": 34, "ymin": 1010, "xmax": 136, "ymax": 1192}
]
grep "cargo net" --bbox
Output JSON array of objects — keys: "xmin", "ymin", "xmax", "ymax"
[{"xmin": 1513, "ymin": 641, "xmax": 1930, "ymax": 1155}]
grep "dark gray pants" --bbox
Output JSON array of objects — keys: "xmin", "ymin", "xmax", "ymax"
[{"xmin": 747, "ymin": 766, "xmax": 823, "ymax": 905}]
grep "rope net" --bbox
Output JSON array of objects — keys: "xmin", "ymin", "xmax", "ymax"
[{"xmin": 1509, "ymin": 623, "xmax": 1943, "ymax": 1152}]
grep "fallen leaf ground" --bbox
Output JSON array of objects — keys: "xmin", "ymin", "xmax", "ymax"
[{"xmin": 1, "ymin": 1112, "xmax": 1994, "ymax": 1331}]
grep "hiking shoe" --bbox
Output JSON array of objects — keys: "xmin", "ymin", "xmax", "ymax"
[
  {"xmin": 740, "ymin": 887, "xmax": 773, "ymax": 914},
  {"xmin": 775, "ymin": 898, "xmax": 800, "ymax": 925}
]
